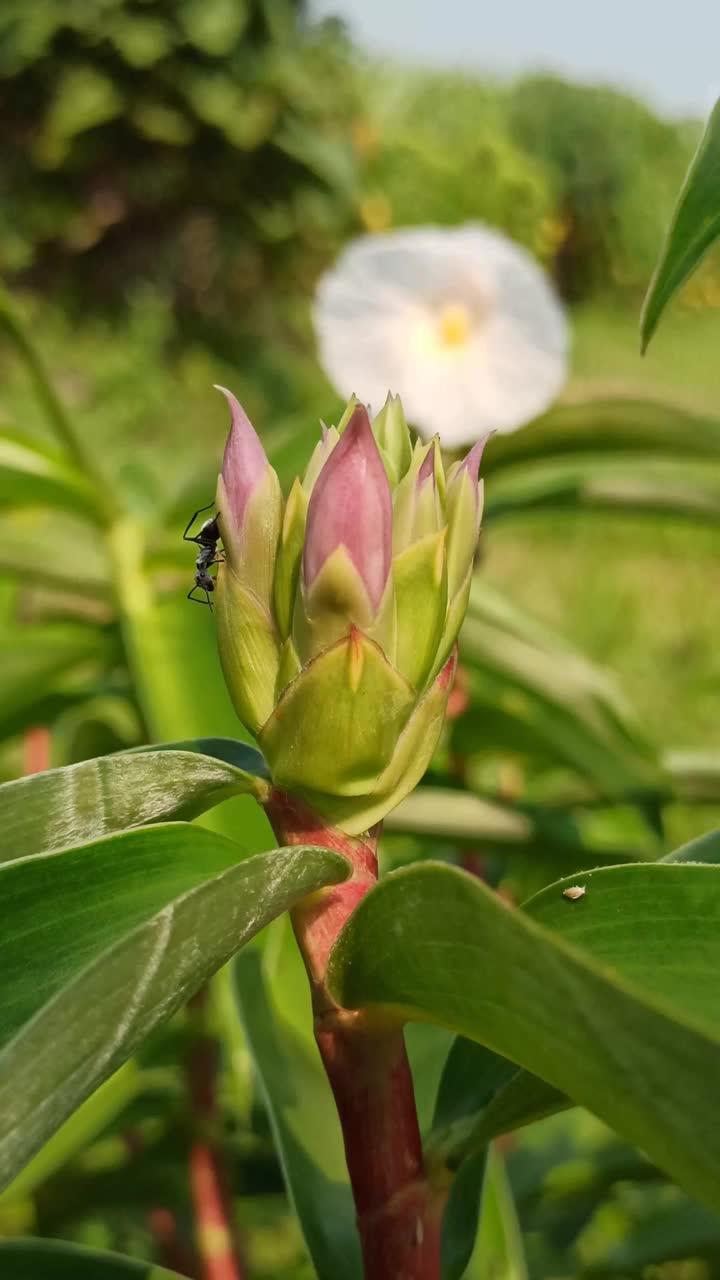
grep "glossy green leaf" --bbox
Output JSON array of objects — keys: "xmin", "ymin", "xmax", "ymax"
[
  {"xmin": 329, "ymin": 861, "xmax": 720, "ymax": 1208},
  {"xmin": 0, "ymin": 1238, "xmax": 181, "ymax": 1277},
  {"xmin": 663, "ymin": 827, "xmax": 720, "ymax": 864},
  {"xmin": 0, "ymin": 823, "xmax": 347, "ymax": 1184},
  {"xmin": 234, "ymin": 922, "xmax": 362, "ymax": 1280},
  {"xmin": 0, "ymin": 430, "xmax": 101, "ymax": 520},
  {"xmin": 431, "ymin": 1039, "xmax": 568, "ymax": 1167},
  {"xmin": 0, "ymin": 739, "xmax": 269, "ymax": 863},
  {"xmin": 0, "ymin": 1061, "xmax": 142, "ymax": 1201},
  {"xmin": 641, "ymin": 98, "xmax": 720, "ymax": 349}
]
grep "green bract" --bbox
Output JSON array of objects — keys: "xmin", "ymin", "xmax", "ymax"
[{"xmin": 214, "ymin": 392, "xmax": 486, "ymax": 834}]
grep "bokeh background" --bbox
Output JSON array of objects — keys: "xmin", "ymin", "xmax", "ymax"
[{"xmin": 3, "ymin": 1, "xmax": 720, "ymax": 1276}]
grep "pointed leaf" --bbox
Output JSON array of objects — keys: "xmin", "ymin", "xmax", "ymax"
[
  {"xmin": 642, "ymin": 98, "xmax": 720, "ymax": 349},
  {"xmin": 472, "ymin": 1149, "xmax": 528, "ymax": 1280},
  {"xmin": 432, "ymin": 1039, "xmax": 567, "ymax": 1161},
  {"xmin": 431, "ymin": 1041, "xmax": 565, "ymax": 1278},
  {"xmin": 483, "ymin": 397, "xmax": 720, "ymax": 474},
  {"xmin": 0, "ymin": 739, "xmax": 270, "ymax": 863},
  {"xmin": 0, "ymin": 823, "xmax": 347, "ymax": 1184},
  {"xmin": 663, "ymin": 826, "xmax": 720, "ymax": 864},
  {"xmin": 329, "ymin": 861, "xmax": 720, "ymax": 1208}
]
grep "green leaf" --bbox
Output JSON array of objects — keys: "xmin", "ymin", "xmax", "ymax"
[
  {"xmin": 665, "ymin": 749, "xmax": 720, "ymax": 805},
  {"xmin": 431, "ymin": 1039, "xmax": 568, "ymax": 1164},
  {"xmin": 0, "ymin": 823, "xmax": 347, "ymax": 1185},
  {"xmin": 0, "ymin": 511, "xmax": 111, "ymax": 595},
  {"xmin": 0, "ymin": 1238, "xmax": 181, "ymax": 1277},
  {"xmin": 441, "ymin": 1148, "xmax": 487, "ymax": 1280},
  {"xmin": 0, "ymin": 739, "xmax": 269, "ymax": 863},
  {"xmin": 234, "ymin": 923, "xmax": 362, "ymax": 1280},
  {"xmin": 431, "ymin": 1040, "xmax": 565, "ymax": 1279},
  {"xmin": 471, "ymin": 1148, "xmax": 528, "ymax": 1280},
  {"xmin": 485, "ymin": 460, "xmax": 720, "ymax": 527},
  {"xmin": 663, "ymin": 827, "xmax": 720, "ymax": 864},
  {"xmin": 0, "ymin": 624, "xmax": 114, "ymax": 743},
  {"xmin": 483, "ymin": 397, "xmax": 720, "ymax": 474},
  {"xmin": 641, "ymin": 99, "xmax": 720, "ymax": 349},
  {"xmin": 329, "ymin": 861, "xmax": 720, "ymax": 1209},
  {"xmin": 0, "ymin": 1061, "xmax": 141, "ymax": 1201},
  {"xmin": 385, "ymin": 788, "xmax": 648, "ymax": 880},
  {"xmin": 459, "ymin": 581, "xmax": 660, "ymax": 800},
  {"xmin": 0, "ymin": 431, "xmax": 101, "ymax": 520}
]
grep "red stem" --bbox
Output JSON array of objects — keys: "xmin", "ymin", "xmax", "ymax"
[
  {"xmin": 266, "ymin": 790, "xmax": 444, "ymax": 1280},
  {"xmin": 23, "ymin": 726, "xmax": 51, "ymax": 775},
  {"xmin": 186, "ymin": 993, "xmax": 245, "ymax": 1280}
]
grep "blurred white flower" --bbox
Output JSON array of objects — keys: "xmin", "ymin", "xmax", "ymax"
[{"xmin": 313, "ymin": 225, "xmax": 569, "ymax": 445}]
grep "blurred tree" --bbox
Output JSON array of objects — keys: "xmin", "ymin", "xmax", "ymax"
[
  {"xmin": 0, "ymin": 0, "xmax": 361, "ymax": 335},
  {"xmin": 505, "ymin": 75, "xmax": 695, "ymax": 301},
  {"xmin": 355, "ymin": 69, "xmax": 555, "ymax": 256}
]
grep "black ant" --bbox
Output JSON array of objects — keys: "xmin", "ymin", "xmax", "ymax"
[{"xmin": 183, "ymin": 502, "xmax": 223, "ymax": 607}]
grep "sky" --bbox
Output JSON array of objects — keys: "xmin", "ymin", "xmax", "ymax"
[{"xmin": 309, "ymin": 0, "xmax": 720, "ymax": 118}]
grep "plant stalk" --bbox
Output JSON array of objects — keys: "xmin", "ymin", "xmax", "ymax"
[
  {"xmin": 266, "ymin": 789, "xmax": 444, "ymax": 1280},
  {"xmin": 186, "ymin": 990, "xmax": 246, "ymax": 1280}
]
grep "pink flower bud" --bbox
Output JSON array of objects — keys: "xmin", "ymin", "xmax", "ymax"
[
  {"xmin": 303, "ymin": 404, "xmax": 392, "ymax": 612},
  {"xmin": 458, "ymin": 433, "xmax": 493, "ymax": 490},
  {"xmin": 417, "ymin": 444, "xmax": 437, "ymax": 489},
  {"xmin": 216, "ymin": 385, "xmax": 270, "ymax": 534}
]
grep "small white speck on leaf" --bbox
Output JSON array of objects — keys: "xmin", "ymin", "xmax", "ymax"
[{"xmin": 563, "ymin": 885, "xmax": 586, "ymax": 901}]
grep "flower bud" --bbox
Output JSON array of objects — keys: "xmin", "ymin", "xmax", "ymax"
[
  {"xmin": 213, "ymin": 387, "xmax": 283, "ymax": 735},
  {"xmin": 214, "ymin": 386, "xmax": 282, "ymax": 607},
  {"xmin": 295, "ymin": 405, "xmax": 394, "ymax": 661},
  {"xmin": 273, "ymin": 477, "xmax": 308, "ymax": 640},
  {"xmin": 436, "ymin": 435, "xmax": 490, "ymax": 669},
  {"xmin": 392, "ymin": 438, "xmax": 445, "ymax": 553},
  {"xmin": 212, "ymin": 387, "xmax": 487, "ymax": 834},
  {"xmin": 372, "ymin": 393, "xmax": 413, "ymax": 483},
  {"xmin": 391, "ymin": 437, "xmax": 449, "ymax": 687},
  {"xmin": 303, "ymin": 423, "xmax": 340, "ymax": 494}
]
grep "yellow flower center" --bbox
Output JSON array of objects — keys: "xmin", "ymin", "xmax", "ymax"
[{"xmin": 438, "ymin": 302, "xmax": 472, "ymax": 348}]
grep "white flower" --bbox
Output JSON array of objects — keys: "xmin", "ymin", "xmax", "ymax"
[{"xmin": 313, "ymin": 225, "xmax": 569, "ymax": 445}]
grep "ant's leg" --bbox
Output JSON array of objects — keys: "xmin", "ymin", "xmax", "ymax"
[{"xmin": 183, "ymin": 501, "xmax": 215, "ymax": 542}]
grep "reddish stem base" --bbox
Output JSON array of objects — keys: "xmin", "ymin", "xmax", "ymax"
[{"xmin": 266, "ymin": 790, "xmax": 444, "ymax": 1280}]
